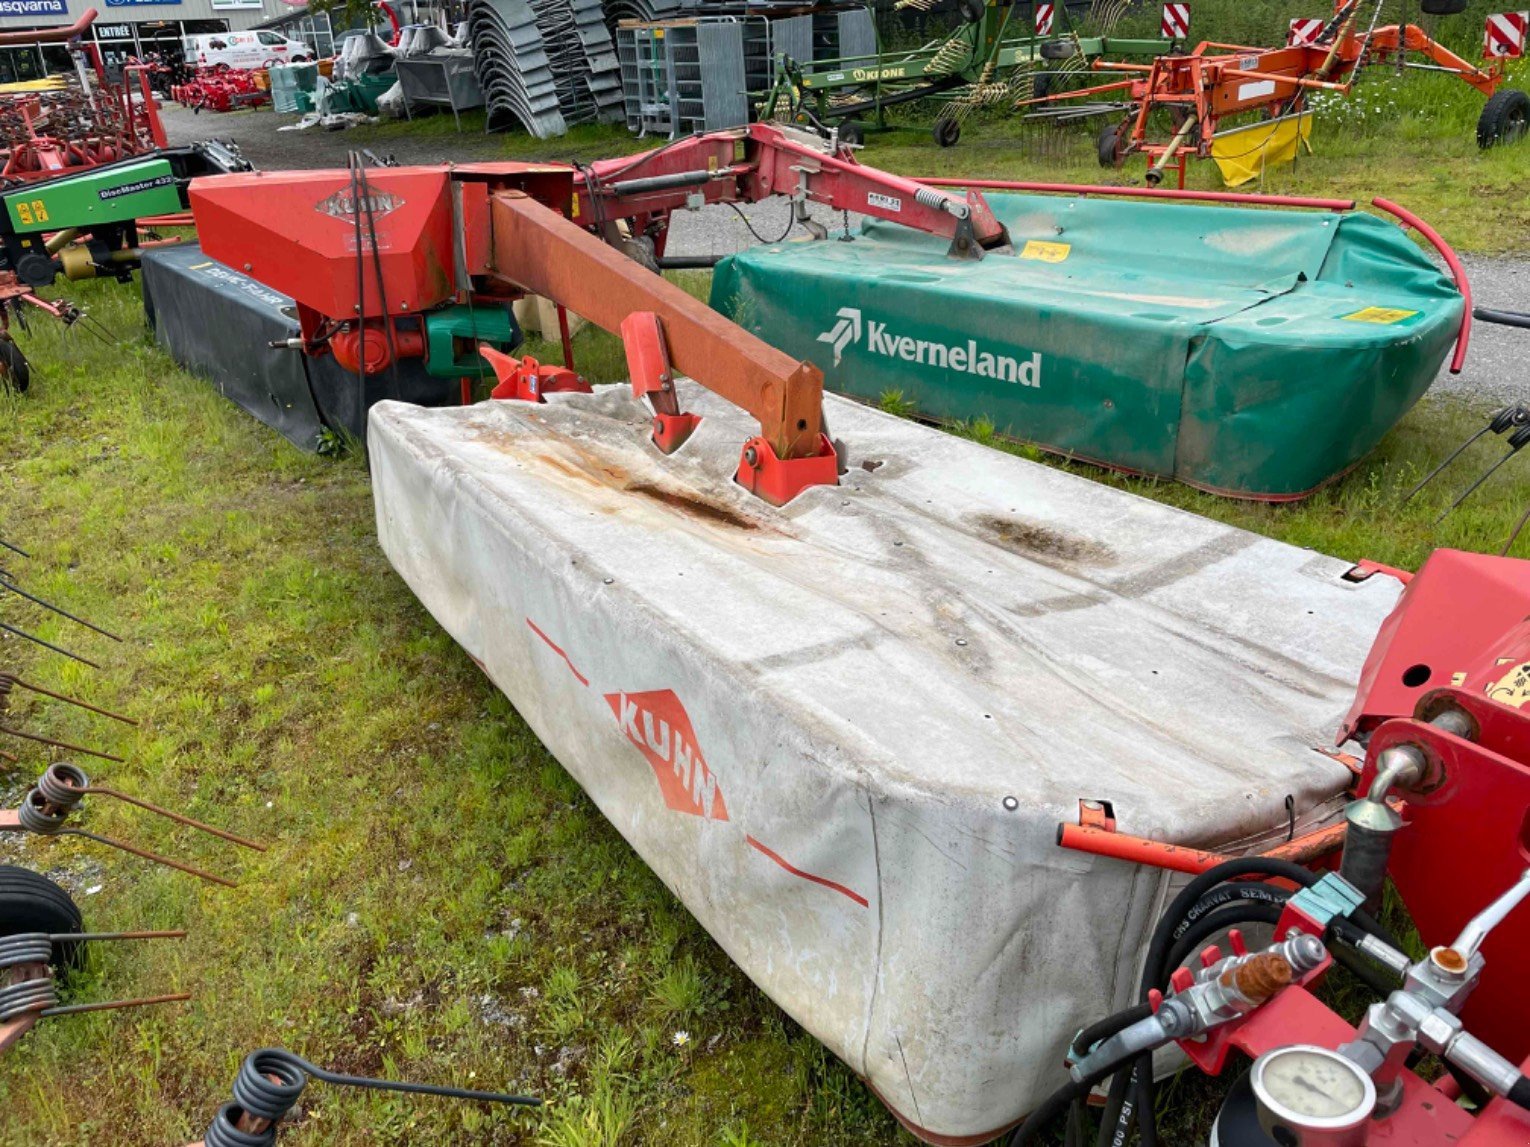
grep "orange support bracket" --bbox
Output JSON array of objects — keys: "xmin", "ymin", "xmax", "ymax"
[
  {"xmin": 620, "ymin": 311, "xmax": 702, "ymax": 455},
  {"xmin": 1057, "ymin": 815, "xmax": 1348, "ymax": 876}
]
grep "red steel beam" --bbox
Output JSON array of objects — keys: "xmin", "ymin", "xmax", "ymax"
[
  {"xmin": 915, "ymin": 177, "xmax": 1355, "ymax": 212},
  {"xmin": 1372, "ymin": 196, "xmax": 1472, "ymax": 375}
]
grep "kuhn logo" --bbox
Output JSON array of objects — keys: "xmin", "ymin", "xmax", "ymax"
[
  {"xmin": 606, "ymin": 689, "xmax": 729, "ymax": 821},
  {"xmin": 816, "ymin": 306, "xmax": 1041, "ymax": 386},
  {"xmin": 317, "ymin": 188, "xmax": 403, "ymax": 223}
]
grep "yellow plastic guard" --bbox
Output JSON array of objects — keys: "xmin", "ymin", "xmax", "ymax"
[
  {"xmin": 0, "ymin": 79, "xmax": 66, "ymax": 94},
  {"xmin": 1210, "ymin": 114, "xmax": 1313, "ymax": 188}
]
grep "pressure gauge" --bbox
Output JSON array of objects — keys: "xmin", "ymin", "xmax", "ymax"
[{"xmin": 1251, "ymin": 1045, "xmax": 1375, "ymax": 1146}]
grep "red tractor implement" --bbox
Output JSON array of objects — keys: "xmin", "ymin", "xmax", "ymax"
[{"xmin": 1019, "ymin": 0, "xmax": 1526, "ymax": 185}]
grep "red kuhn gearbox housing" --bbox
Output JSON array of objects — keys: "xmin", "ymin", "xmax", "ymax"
[{"xmin": 188, "ymin": 124, "xmax": 1011, "ymax": 504}]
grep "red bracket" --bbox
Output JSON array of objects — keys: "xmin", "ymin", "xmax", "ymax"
[
  {"xmin": 479, "ymin": 346, "xmax": 591, "ymax": 404},
  {"xmin": 620, "ymin": 311, "xmax": 701, "ymax": 455},
  {"xmin": 735, "ymin": 435, "xmax": 839, "ymax": 507}
]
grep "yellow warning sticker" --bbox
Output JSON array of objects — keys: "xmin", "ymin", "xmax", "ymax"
[
  {"xmin": 1020, "ymin": 240, "xmax": 1071, "ymax": 264},
  {"xmin": 1342, "ymin": 306, "xmax": 1418, "ymax": 325},
  {"xmin": 1487, "ymin": 661, "xmax": 1530, "ymax": 709}
]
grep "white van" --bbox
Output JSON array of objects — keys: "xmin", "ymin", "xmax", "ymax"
[{"xmin": 184, "ymin": 31, "xmax": 313, "ymax": 71}]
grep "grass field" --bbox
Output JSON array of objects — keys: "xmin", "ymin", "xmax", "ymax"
[
  {"xmin": 1, "ymin": 2, "xmax": 1528, "ymax": 1141},
  {"xmin": 0, "ymin": 266, "xmax": 1525, "ymax": 1146}
]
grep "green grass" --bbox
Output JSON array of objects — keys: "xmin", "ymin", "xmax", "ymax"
[
  {"xmin": 0, "ymin": 257, "xmax": 1524, "ymax": 1145},
  {"xmin": 3, "ymin": 10, "xmax": 1529, "ymax": 1133}
]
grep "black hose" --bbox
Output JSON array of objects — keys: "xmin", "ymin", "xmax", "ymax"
[
  {"xmin": 1008, "ymin": 1052, "xmax": 1130, "ymax": 1146},
  {"xmin": 1167, "ymin": 882, "xmax": 1291, "ymax": 943},
  {"xmin": 1071, "ymin": 1003, "xmax": 1152, "ymax": 1060},
  {"xmin": 725, "ymin": 200, "xmax": 793, "ymax": 245},
  {"xmin": 1508, "ymin": 1076, "xmax": 1530, "ymax": 1112},
  {"xmin": 1161, "ymin": 903, "xmax": 1287, "ymax": 982}
]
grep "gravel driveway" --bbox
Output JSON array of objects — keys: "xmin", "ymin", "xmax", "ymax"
[{"xmin": 165, "ymin": 103, "xmax": 1527, "ymax": 403}]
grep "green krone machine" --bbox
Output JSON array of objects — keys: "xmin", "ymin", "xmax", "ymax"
[{"xmin": 712, "ymin": 192, "xmax": 1463, "ymax": 500}]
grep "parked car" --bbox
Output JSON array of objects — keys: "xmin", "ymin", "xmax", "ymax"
[{"xmin": 183, "ymin": 31, "xmax": 313, "ymax": 71}]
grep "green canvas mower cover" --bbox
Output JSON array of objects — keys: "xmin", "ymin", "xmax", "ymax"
[{"xmin": 711, "ymin": 192, "xmax": 1464, "ymax": 499}]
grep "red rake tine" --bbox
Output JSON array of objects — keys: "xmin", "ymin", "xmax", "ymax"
[
  {"xmin": 1, "ymin": 675, "xmax": 138, "ymax": 726},
  {"xmin": 0, "ymin": 725, "xmax": 124, "ymax": 763}
]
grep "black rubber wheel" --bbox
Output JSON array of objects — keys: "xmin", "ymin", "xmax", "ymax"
[
  {"xmin": 838, "ymin": 120, "xmax": 864, "ymax": 146},
  {"xmin": 1421, "ymin": 0, "xmax": 1467, "ymax": 14},
  {"xmin": 1039, "ymin": 38, "xmax": 1076, "ymax": 61},
  {"xmin": 0, "ymin": 337, "xmax": 30, "ymax": 394},
  {"xmin": 1478, "ymin": 88, "xmax": 1530, "ymax": 149},
  {"xmin": 0, "ymin": 866, "xmax": 84, "ymax": 968},
  {"xmin": 933, "ymin": 116, "xmax": 960, "ymax": 148},
  {"xmin": 956, "ymin": 0, "xmax": 985, "ymax": 23},
  {"xmin": 1097, "ymin": 121, "xmax": 1123, "ymax": 167}
]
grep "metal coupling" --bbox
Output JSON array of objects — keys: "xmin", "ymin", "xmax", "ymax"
[
  {"xmin": 1069, "ymin": 997, "xmax": 1196, "ymax": 1083},
  {"xmin": 1339, "ymin": 743, "xmax": 1426, "ymax": 908},
  {"xmin": 1442, "ymin": 1028, "xmax": 1525, "ymax": 1098}
]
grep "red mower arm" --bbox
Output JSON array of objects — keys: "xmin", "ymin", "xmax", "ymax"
[{"xmin": 584, "ymin": 123, "xmax": 1012, "ymax": 260}]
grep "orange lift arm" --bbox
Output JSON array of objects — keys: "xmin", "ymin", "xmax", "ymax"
[{"xmin": 488, "ymin": 190, "xmax": 826, "ymax": 465}]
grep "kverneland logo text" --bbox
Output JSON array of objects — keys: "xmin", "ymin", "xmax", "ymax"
[
  {"xmin": 606, "ymin": 690, "xmax": 729, "ymax": 821},
  {"xmin": 818, "ymin": 306, "xmax": 1041, "ymax": 387}
]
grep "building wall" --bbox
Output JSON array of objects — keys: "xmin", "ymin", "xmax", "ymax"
[{"xmin": 0, "ymin": 0, "xmax": 295, "ymax": 38}]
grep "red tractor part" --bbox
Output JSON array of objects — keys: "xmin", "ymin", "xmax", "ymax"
[
  {"xmin": 1018, "ymin": 0, "xmax": 1514, "ymax": 186},
  {"xmin": 478, "ymin": 347, "xmax": 591, "ymax": 403},
  {"xmin": 171, "ymin": 67, "xmax": 269, "ymax": 114},
  {"xmin": 186, "ymin": 123, "xmax": 1033, "ymax": 504}
]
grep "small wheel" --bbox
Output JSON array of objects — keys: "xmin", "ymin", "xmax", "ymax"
[
  {"xmin": 0, "ymin": 865, "xmax": 84, "ymax": 968},
  {"xmin": 1478, "ymin": 88, "xmax": 1529, "ymax": 149},
  {"xmin": 1039, "ymin": 38, "xmax": 1076, "ymax": 62},
  {"xmin": 955, "ymin": 0, "xmax": 985, "ymax": 23},
  {"xmin": 837, "ymin": 120, "xmax": 864, "ymax": 146},
  {"xmin": 933, "ymin": 116, "xmax": 961, "ymax": 148},
  {"xmin": 1097, "ymin": 121, "xmax": 1124, "ymax": 167},
  {"xmin": 0, "ymin": 337, "xmax": 30, "ymax": 394}
]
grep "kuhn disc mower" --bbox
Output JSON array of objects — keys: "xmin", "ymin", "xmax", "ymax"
[{"xmin": 176, "ymin": 122, "xmax": 1530, "ymax": 1143}]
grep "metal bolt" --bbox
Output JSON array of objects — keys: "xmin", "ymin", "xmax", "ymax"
[
  {"xmin": 244, "ymin": 263, "xmax": 252, "ymax": 272},
  {"xmin": 955, "ymin": 638, "xmax": 968, "ymax": 647},
  {"xmin": 744, "ymin": 446, "xmax": 759, "ymax": 467},
  {"xmin": 1002, "ymin": 796, "xmax": 1019, "ymax": 811}
]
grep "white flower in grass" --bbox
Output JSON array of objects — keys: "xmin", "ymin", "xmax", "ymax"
[{"xmin": 672, "ymin": 1030, "xmax": 692, "ymax": 1048}]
